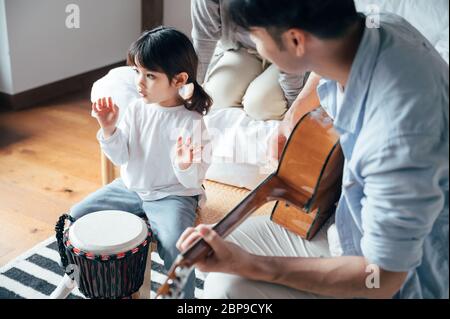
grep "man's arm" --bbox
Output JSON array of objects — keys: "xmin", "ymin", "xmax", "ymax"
[
  {"xmin": 282, "ymin": 72, "xmax": 322, "ymax": 134},
  {"xmin": 177, "ymin": 226, "xmax": 407, "ymax": 299},
  {"xmin": 242, "ymin": 254, "xmax": 407, "ymax": 299},
  {"xmin": 269, "ymin": 72, "xmax": 322, "ymax": 160}
]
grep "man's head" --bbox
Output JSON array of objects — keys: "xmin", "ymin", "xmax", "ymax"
[{"xmin": 228, "ymin": 0, "xmax": 360, "ymax": 74}]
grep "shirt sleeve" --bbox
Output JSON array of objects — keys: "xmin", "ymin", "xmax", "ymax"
[
  {"xmin": 359, "ymin": 133, "xmax": 447, "ymax": 272},
  {"xmin": 171, "ymin": 117, "xmax": 211, "ymax": 189},
  {"xmin": 96, "ymin": 105, "xmax": 133, "ymax": 166},
  {"xmin": 191, "ymin": 0, "xmax": 222, "ymax": 83},
  {"xmin": 278, "ymin": 71, "xmax": 307, "ymax": 107}
]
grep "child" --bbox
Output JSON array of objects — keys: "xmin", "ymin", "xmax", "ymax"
[{"xmin": 70, "ymin": 26, "xmax": 212, "ymax": 299}]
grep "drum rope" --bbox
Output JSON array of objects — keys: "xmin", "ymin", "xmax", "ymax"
[{"xmin": 55, "ymin": 213, "xmax": 75, "ymax": 275}]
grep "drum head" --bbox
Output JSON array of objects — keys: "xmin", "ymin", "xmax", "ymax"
[{"xmin": 68, "ymin": 211, "xmax": 148, "ymax": 255}]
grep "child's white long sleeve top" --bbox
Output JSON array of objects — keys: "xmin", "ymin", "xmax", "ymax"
[{"xmin": 97, "ymin": 99, "xmax": 210, "ymax": 207}]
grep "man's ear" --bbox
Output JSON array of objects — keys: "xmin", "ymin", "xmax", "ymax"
[
  {"xmin": 285, "ymin": 29, "xmax": 306, "ymax": 57},
  {"xmin": 172, "ymin": 72, "xmax": 189, "ymax": 88}
]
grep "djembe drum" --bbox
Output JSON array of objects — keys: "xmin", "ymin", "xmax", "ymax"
[{"xmin": 50, "ymin": 211, "xmax": 152, "ymax": 299}]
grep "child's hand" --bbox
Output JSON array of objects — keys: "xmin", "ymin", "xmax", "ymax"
[
  {"xmin": 175, "ymin": 136, "xmax": 203, "ymax": 171},
  {"xmin": 91, "ymin": 97, "xmax": 119, "ymax": 138}
]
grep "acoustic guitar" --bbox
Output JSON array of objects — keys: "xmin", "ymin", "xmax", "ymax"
[{"xmin": 157, "ymin": 107, "xmax": 344, "ymax": 298}]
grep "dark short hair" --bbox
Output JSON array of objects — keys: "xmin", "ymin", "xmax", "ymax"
[
  {"xmin": 127, "ymin": 26, "xmax": 212, "ymax": 115},
  {"xmin": 228, "ymin": 0, "xmax": 360, "ymax": 40}
]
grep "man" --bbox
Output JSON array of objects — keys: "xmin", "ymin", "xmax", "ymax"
[
  {"xmin": 178, "ymin": 0, "xmax": 449, "ymax": 299},
  {"xmin": 191, "ymin": 0, "xmax": 306, "ymax": 121}
]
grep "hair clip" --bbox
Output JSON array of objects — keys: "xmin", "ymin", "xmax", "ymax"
[{"xmin": 178, "ymin": 83, "xmax": 195, "ymax": 100}]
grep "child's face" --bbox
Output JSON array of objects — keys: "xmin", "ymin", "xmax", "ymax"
[{"xmin": 132, "ymin": 61, "xmax": 182, "ymax": 106}]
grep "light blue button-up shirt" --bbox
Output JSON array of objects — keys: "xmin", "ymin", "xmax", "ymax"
[{"xmin": 317, "ymin": 13, "xmax": 449, "ymax": 299}]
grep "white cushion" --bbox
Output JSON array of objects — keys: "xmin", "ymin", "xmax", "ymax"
[
  {"xmin": 91, "ymin": 66, "xmax": 140, "ymax": 120},
  {"xmin": 204, "ymin": 108, "xmax": 278, "ymax": 189}
]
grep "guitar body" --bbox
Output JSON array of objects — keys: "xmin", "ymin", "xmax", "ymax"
[
  {"xmin": 271, "ymin": 108, "xmax": 343, "ymax": 239},
  {"xmin": 157, "ymin": 107, "xmax": 344, "ymax": 298}
]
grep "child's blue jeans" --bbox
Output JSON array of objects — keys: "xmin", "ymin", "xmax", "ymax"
[{"xmin": 69, "ymin": 178, "xmax": 198, "ymax": 299}]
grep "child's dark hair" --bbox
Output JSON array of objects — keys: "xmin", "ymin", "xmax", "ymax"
[{"xmin": 127, "ymin": 26, "xmax": 212, "ymax": 115}]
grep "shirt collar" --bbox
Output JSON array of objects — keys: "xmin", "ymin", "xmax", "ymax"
[{"xmin": 318, "ymin": 17, "xmax": 381, "ymax": 134}]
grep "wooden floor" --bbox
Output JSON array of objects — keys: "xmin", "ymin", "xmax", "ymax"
[{"xmin": 0, "ymin": 90, "xmax": 102, "ymax": 267}]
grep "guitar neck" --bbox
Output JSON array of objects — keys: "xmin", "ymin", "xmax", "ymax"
[{"xmin": 180, "ymin": 174, "xmax": 276, "ymax": 266}]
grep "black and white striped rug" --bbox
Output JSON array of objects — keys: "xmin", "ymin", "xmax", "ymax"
[{"xmin": 0, "ymin": 237, "xmax": 205, "ymax": 299}]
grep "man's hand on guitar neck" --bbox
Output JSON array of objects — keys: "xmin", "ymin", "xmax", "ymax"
[{"xmin": 176, "ymin": 225, "xmax": 255, "ymax": 276}]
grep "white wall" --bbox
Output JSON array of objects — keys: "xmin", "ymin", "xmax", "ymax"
[
  {"xmin": 163, "ymin": 0, "xmax": 192, "ymax": 37},
  {"xmin": 0, "ymin": 0, "xmax": 13, "ymax": 94},
  {"xmin": 1, "ymin": 0, "xmax": 141, "ymax": 95}
]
